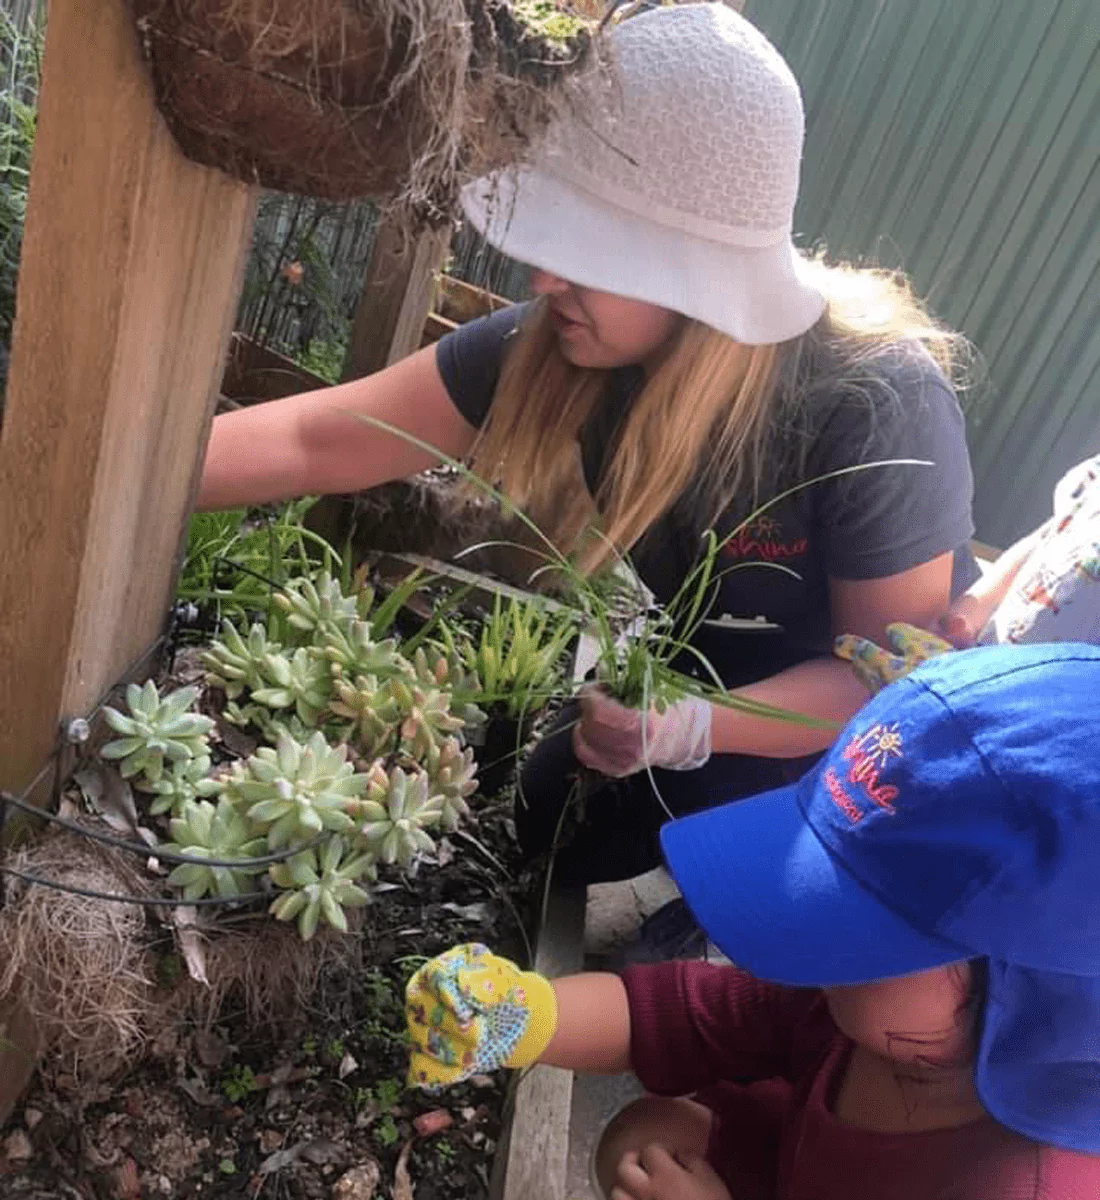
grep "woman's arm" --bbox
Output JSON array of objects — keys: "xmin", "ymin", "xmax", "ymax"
[
  {"xmin": 197, "ymin": 345, "xmax": 478, "ymax": 510},
  {"xmin": 541, "ymin": 973, "xmax": 633, "ymax": 1074},
  {"xmin": 709, "ymin": 551, "xmax": 955, "ymax": 757}
]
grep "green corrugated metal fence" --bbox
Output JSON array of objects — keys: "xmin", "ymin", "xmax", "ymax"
[{"xmin": 745, "ymin": 0, "xmax": 1100, "ymax": 549}]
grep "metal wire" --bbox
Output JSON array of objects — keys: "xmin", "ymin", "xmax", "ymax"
[
  {"xmin": 0, "ymin": 788, "xmax": 322, "ymax": 870},
  {"xmin": 0, "ymin": 863, "xmax": 268, "ymax": 908}
]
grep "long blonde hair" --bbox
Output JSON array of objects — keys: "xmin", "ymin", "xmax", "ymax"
[{"xmin": 468, "ymin": 256, "xmax": 968, "ymax": 575}]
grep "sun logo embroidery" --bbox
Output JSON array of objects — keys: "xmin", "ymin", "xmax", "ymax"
[{"xmin": 831, "ymin": 722, "xmax": 903, "ymax": 818}]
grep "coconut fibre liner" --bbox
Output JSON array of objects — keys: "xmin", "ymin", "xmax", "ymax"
[
  {"xmin": 0, "ymin": 829, "xmax": 351, "ymax": 1084},
  {"xmin": 129, "ymin": 0, "xmax": 596, "ymax": 220}
]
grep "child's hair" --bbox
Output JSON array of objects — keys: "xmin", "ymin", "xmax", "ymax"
[{"xmin": 467, "ymin": 255, "xmax": 970, "ymax": 574}]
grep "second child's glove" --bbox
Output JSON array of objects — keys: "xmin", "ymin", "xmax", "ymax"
[
  {"xmin": 406, "ymin": 944, "xmax": 558, "ymax": 1089},
  {"xmin": 834, "ymin": 622, "xmax": 955, "ymax": 695},
  {"xmin": 572, "ymin": 686, "xmax": 712, "ymax": 778}
]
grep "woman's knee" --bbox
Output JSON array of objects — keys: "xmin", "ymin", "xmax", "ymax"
[{"xmin": 593, "ymin": 1095, "xmax": 713, "ymax": 1198}]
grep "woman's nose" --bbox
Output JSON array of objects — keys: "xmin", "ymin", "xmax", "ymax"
[{"xmin": 530, "ymin": 268, "xmax": 571, "ymax": 296}]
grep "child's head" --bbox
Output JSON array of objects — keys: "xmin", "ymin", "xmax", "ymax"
[
  {"xmin": 822, "ymin": 962, "xmax": 980, "ymax": 1068},
  {"xmin": 662, "ymin": 642, "xmax": 1100, "ymax": 1153}
]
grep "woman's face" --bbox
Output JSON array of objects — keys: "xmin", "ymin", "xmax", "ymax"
[{"xmin": 530, "ymin": 269, "xmax": 681, "ymax": 371}]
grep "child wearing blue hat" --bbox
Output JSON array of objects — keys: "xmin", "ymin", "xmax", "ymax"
[{"xmin": 405, "ymin": 643, "xmax": 1100, "ymax": 1198}]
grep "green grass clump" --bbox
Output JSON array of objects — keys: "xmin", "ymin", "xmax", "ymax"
[{"xmin": 511, "ymin": 0, "xmax": 588, "ymax": 44}]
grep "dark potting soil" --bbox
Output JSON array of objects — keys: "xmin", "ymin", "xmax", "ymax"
[{"xmin": 0, "ymin": 797, "xmax": 538, "ymax": 1200}]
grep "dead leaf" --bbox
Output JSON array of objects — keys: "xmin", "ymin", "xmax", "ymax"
[
  {"xmin": 300, "ymin": 1140, "xmax": 344, "ymax": 1166},
  {"xmin": 440, "ymin": 901, "xmax": 495, "ymax": 925},
  {"xmin": 193, "ymin": 1030, "xmax": 229, "ymax": 1070},
  {"xmin": 393, "ymin": 1139, "xmax": 415, "ymax": 1200},
  {"xmin": 332, "ymin": 1160, "xmax": 382, "ymax": 1200},
  {"xmin": 3, "ymin": 1130, "xmax": 33, "ymax": 1162},
  {"xmin": 170, "ymin": 907, "xmax": 209, "ymax": 985},
  {"xmin": 114, "ymin": 1156, "xmax": 142, "ymax": 1200},
  {"xmin": 75, "ymin": 763, "xmax": 140, "ymax": 836},
  {"xmin": 338, "ymin": 1052, "xmax": 359, "ymax": 1080},
  {"xmin": 215, "ymin": 718, "xmax": 260, "ymax": 759},
  {"xmin": 435, "ymin": 839, "xmax": 455, "ymax": 868}
]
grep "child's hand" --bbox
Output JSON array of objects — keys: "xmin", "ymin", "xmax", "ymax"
[
  {"xmin": 611, "ymin": 1147, "xmax": 732, "ymax": 1200},
  {"xmin": 405, "ymin": 944, "xmax": 558, "ymax": 1089},
  {"xmin": 573, "ymin": 685, "xmax": 712, "ymax": 777},
  {"xmin": 833, "ymin": 622, "xmax": 955, "ymax": 694}
]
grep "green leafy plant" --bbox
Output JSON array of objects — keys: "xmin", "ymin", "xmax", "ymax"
[
  {"xmin": 224, "ymin": 731, "xmax": 365, "ymax": 850},
  {"xmin": 101, "ymin": 682, "xmax": 215, "ymax": 785},
  {"xmin": 163, "ymin": 798, "xmax": 268, "ymax": 901},
  {"xmin": 353, "ymin": 764, "xmax": 442, "ymax": 867},
  {"xmin": 375, "ymin": 1114, "xmax": 399, "ymax": 1148},
  {"xmin": 268, "ymin": 835, "xmax": 375, "ymax": 939},
  {"xmin": 221, "ymin": 1065, "xmax": 257, "ymax": 1103}
]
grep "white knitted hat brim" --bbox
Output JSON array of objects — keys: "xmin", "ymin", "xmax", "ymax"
[{"xmin": 462, "ymin": 166, "xmax": 825, "ymax": 346}]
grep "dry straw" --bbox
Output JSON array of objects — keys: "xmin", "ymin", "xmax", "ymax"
[{"xmin": 128, "ymin": 0, "xmax": 596, "ymax": 222}]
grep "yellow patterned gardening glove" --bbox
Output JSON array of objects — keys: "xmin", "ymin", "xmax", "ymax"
[
  {"xmin": 834, "ymin": 622, "xmax": 955, "ymax": 695},
  {"xmin": 405, "ymin": 943, "xmax": 558, "ymax": 1090}
]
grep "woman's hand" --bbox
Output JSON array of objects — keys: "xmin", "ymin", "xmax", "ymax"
[
  {"xmin": 572, "ymin": 686, "xmax": 712, "ymax": 777},
  {"xmin": 610, "ymin": 1147, "xmax": 732, "ymax": 1200}
]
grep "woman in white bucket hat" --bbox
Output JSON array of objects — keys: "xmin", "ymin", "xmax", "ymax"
[{"xmin": 199, "ymin": 2, "xmax": 978, "ymax": 905}]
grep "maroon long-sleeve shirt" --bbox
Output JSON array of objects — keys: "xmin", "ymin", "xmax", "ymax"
[{"xmin": 620, "ymin": 962, "xmax": 1100, "ymax": 1199}]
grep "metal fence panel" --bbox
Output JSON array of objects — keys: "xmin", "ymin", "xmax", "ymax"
[{"xmin": 745, "ymin": 0, "xmax": 1100, "ymax": 548}]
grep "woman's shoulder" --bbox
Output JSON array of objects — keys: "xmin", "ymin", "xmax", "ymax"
[{"xmin": 435, "ymin": 303, "xmax": 527, "ymax": 429}]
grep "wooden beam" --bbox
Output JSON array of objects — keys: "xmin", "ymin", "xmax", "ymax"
[
  {"xmin": 493, "ymin": 883, "xmax": 587, "ymax": 1200},
  {"xmin": 342, "ymin": 218, "xmax": 450, "ymax": 380},
  {"xmin": 0, "ymin": 0, "xmax": 256, "ymax": 1117}
]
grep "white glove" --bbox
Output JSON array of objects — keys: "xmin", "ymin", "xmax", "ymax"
[{"xmin": 571, "ymin": 686, "xmax": 712, "ymax": 778}]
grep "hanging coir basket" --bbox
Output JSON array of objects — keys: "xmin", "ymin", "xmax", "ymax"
[{"xmin": 128, "ymin": 0, "xmax": 596, "ymax": 221}]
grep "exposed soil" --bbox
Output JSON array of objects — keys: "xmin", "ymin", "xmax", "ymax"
[{"xmin": 0, "ymin": 790, "xmax": 536, "ymax": 1200}]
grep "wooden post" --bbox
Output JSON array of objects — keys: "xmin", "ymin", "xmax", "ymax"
[
  {"xmin": 0, "ymin": 0, "xmax": 256, "ymax": 1117},
  {"xmin": 342, "ymin": 218, "xmax": 451, "ymax": 380}
]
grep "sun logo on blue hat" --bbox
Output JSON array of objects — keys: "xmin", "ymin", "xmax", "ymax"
[{"xmin": 852, "ymin": 722, "xmax": 904, "ymax": 769}]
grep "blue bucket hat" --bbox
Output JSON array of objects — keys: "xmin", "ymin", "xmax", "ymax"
[{"xmin": 661, "ymin": 642, "xmax": 1100, "ymax": 1153}]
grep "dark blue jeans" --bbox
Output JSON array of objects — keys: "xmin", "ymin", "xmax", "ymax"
[{"xmin": 515, "ymin": 698, "xmax": 821, "ymax": 885}]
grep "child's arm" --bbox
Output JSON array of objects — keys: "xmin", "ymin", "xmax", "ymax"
[
  {"xmin": 540, "ymin": 973, "xmax": 632, "ymax": 1074},
  {"xmin": 943, "ymin": 520, "xmax": 1051, "ymax": 646}
]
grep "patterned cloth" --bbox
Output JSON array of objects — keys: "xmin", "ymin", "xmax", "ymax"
[
  {"xmin": 405, "ymin": 944, "xmax": 558, "ymax": 1089},
  {"xmin": 980, "ymin": 454, "xmax": 1100, "ymax": 646},
  {"xmin": 833, "ymin": 622, "xmax": 955, "ymax": 694}
]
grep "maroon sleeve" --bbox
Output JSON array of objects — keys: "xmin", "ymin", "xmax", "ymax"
[
  {"xmin": 1036, "ymin": 1145, "xmax": 1100, "ymax": 1200},
  {"xmin": 621, "ymin": 961, "xmax": 820, "ymax": 1097}
]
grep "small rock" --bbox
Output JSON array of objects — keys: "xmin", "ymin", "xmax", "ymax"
[
  {"xmin": 4, "ymin": 1130, "xmax": 33, "ymax": 1162},
  {"xmin": 413, "ymin": 1109, "xmax": 453, "ymax": 1138},
  {"xmin": 22, "ymin": 1107, "xmax": 43, "ymax": 1130},
  {"xmin": 332, "ymin": 1161, "xmax": 382, "ymax": 1200},
  {"xmin": 338, "ymin": 1052, "xmax": 359, "ymax": 1080},
  {"xmin": 193, "ymin": 1030, "xmax": 230, "ymax": 1070}
]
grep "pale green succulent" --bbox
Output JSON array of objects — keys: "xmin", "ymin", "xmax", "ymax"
[
  {"xmin": 251, "ymin": 647, "xmax": 332, "ymax": 726},
  {"xmin": 224, "ymin": 731, "xmax": 365, "ymax": 850},
  {"xmin": 268, "ymin": 836, "xmax": 375, "ymax": 940},
  {"xmin": 354, "ymin": 764, "xmax": 443, "ymax": 866},
  {"xmin": 329, "ymin": 674, "xmax": 403, "ymax": 759},
  {"xmin": 392, "ymin": 677, "xmax": 466, "ymax": 762},
  {"xmin": 323, "ymin": 620, "xmax": 405, "ymax": 683},
  {"xmin": 425, "ymin": 737, "xmax": 479, "ymax": 833},
  {"xmin": 101, "ymin": 682, "xmax": 215, "ymax": 784},
  {"xmin": 274, "ymin": 572, "xmax": 359, "ymax": 639},
  {"xmin": 164, "ymin": 798, "xmax": 268, "ymax": 901},
  {"xmin": 202, "ymin": 620, "xmax": 279, "ymax": 699},
  {"xmin": 411, "ymin": 646, "xmax": 487, "ymax": 735},
  {"xmin": 144, "ymin": 753, "xmax": 223, "ymax": 818}
]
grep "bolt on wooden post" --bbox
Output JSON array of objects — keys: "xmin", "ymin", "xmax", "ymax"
[{"xmin": 0, "ymin": 0, "xmax": 256, "ymax": 1119}]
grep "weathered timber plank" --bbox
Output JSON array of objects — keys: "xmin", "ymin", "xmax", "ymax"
[
  {"xmin": 343, "ymin": 220, "xmax": 451, "ymax": 380},
  {"xmin": 0, "ymin": 0, "xmax": 256, "ymax": 1119},
  {"xmin": 493, "ymin": 883, "xmax": 587, "ymax": 1200}
]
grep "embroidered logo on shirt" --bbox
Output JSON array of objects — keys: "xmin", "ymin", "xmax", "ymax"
[
  {"xmin": 720, "ymin": 515, "xmax": 808, "ymax": 564},
  {"xmin": 824, "ymin": 723, "xmax": 904, "ymax": 822}
]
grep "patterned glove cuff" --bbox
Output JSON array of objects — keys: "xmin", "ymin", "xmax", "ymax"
[{"xmin": 503, "ymin": 970, "xmax": 559, "ymax": 1068}]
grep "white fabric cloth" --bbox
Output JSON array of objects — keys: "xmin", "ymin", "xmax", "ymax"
[
  {"xmin": 462, "ymin": 3, "xmax": 825, "ymax": 345},
  {"xmin": 980, "ymin": 455, "xmax": 1100, "ymax": 646}
]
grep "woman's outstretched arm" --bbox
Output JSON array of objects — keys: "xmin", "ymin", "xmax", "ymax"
[{"xmin": 197, "ymin": 344, "xmax": 478, "ymax": 511}]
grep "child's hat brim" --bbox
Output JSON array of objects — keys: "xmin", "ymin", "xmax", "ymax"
[{"xmin": 661, "ymin": 768, "xmax": 970, "ymax": 988}]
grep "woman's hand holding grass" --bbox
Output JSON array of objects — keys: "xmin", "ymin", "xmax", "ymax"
[{"xmin": 572, "ymin": 685, "xmax": 713, "ymax": 777}]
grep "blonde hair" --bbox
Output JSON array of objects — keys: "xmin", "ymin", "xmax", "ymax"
[{"xmin": 468, "ymin": 256, "xmax": 968, "ymax": 575}]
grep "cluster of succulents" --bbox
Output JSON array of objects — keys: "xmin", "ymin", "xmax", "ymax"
[{"xmin": 97, "ymin": 571, "xmax": 496, "ymax": 941}]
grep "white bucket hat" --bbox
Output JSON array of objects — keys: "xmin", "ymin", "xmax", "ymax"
[{"xmin": 462, "ymin": 2, "xmax": 825, "ymax": 345}]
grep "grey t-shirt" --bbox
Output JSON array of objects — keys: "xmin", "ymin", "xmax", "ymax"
[{"xmin": 438, "ymin": 306, "xmax": 978, "ymax": 682}]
